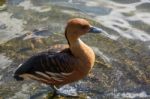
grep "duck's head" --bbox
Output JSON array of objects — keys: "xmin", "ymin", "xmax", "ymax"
[{"xmin": 65, "ymin": 18, "xmax": 103, "ymax": 42}]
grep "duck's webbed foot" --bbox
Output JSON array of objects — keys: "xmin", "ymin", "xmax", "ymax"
[{"xmin": 48, "ymin": 85, "xmax": 79, "ymax": 98}]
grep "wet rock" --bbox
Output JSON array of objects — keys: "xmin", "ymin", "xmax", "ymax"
[
  {"xmin": 136, "ymin": 3, "xmax": 150, "ymax": 12},
  {"xmin": 23, "ymin": 27, "xmax": 52, "ymax": 40},
  {"xmin": 10, "ymin": 91, "xmax": 30, "ymax": 99},
  {"xmin": 92, "ymin": 47, "xmax": 112, "ymax": 68},
  {"xmin": 0, "ymin": 0, "xmax": 6, "ymax": 11},
  {"xmin": 0, "ymin": 54, "xmax": 12, "ymax": 70},
  {"xmin": 0, "ymin": 21, "xmax": 7, "ymax": 29},
  {"xmin": 58, "ymin": 85, "xmax": 78, "ymax": 96}
]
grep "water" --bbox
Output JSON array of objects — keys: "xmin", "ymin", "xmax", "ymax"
[{"xmin": 0, "ymin": 0, "xmax": 150, "ymax": 99}]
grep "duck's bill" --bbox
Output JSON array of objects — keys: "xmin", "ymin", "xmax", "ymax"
[
  {"xmin": 88, "ymin": 26, "xmax": 103, "ymax": 33},
  {"xmin": 88, "ymin": 26, "xmax": 111, "ymax": 38}
]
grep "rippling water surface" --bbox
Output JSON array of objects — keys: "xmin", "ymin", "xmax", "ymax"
[{"xmin": 0, "ymin": 0, "xmax": 150, "ymax": 99}]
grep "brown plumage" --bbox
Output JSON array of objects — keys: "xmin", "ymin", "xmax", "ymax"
[{"xmin": 14, "ymin": 18, "xmax": 103, "ymax": 96}]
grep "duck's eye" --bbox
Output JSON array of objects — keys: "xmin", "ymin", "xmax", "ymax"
[{"xmin": 81, "ymin": 25, "xmax": 88, "ymax": 29}]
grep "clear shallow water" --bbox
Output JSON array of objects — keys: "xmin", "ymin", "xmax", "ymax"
[{"xmin": 0, "ymin": 0, "xmax": 150, "ymax": 99}]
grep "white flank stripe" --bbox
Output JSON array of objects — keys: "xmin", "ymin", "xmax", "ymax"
[
  {"xmin": 46, "ymin": 71, "xmax": 66, "ymax": 79},
  {"xmin": 51, "ymin": 76, "xmax": 63, "ymax": 82},
  {"xmin": 20, "ymin": 74, "xmax": 40, "ymax": 80},
  {"xmin": 46, "ymin": 71, "xmax": 61, "ymax": 77},
  {"xmin": 44, "ymin": 72, "xmax": 64, "ymax": 81},
  {"xmin": 35, "ymin": 71, "xmax": 51, "ymax": 79},
  {"xmin": 28, "ymin": 74, "xmax": 41, "ymax": 80},
  {"xmin": 61, "ymin": 72, "xmax": 72, "ymax": 76}
]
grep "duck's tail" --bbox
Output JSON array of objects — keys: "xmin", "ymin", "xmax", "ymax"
[
  {"xmin": 13, "ymin": 55, "xmax": 42, "ymax": 81},
  {"xmin": 14, "ymin": 74, "xmax": 24, "ymax": 81},
  {"xmin": 14, "ymin": 58, "xmax": 34, "ymax": 81},
  {"xmin": 14, "ymin": 64, "xmax": 25, "ymax": 81}
]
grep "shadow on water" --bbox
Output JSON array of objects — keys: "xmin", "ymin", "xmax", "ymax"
[{"xmin": 0, "ymin": 0, "xmax": 150, "ymax": 99}]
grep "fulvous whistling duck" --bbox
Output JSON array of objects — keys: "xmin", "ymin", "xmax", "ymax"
[{"xmin": 14, "ymin": 18, "xmax": 103, "ymax": 97}]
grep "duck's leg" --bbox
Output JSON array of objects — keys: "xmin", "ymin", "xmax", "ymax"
[
  {"xmin": 50, "ymin": 85, "xmax": 58, "ymax": 98},
  {"xmin": 49, "ymin": 85, "xmax": 79, "ymax": 98}
]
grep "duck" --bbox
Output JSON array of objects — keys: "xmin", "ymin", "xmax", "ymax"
[{"xmin": 14, "ymin": 18, "xmax": 103, "ymax": 97}]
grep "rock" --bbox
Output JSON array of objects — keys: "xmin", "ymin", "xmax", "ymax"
[
  {"xmin": 23, "ymin": 27, "xmax": 52, "ymax": 40},
  {"xmin": 0, "ymin": 21, "xmax": 6, "ymax": 29},
  {"xmin": 0, "ymin": 4, "xmax": 7, "ymax": 11}
]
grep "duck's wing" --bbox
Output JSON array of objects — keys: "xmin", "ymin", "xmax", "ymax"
[{"xmin": 14, "ymin": 48, "xmax": 76, "ymax": 84}]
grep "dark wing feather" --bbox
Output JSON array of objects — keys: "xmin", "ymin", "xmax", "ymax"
[{"xmin": 14, "ymin": 48, "xmax": 75, "ymax": 81}]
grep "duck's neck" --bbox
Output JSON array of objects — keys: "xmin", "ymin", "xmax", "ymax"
[
  {"xmin": 69, "ymin": 38, "xmax": 92, "ymax": 57},
  {"xmin": 69, "ymin": 38, "xmax": 95, "ymax": 68}
]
